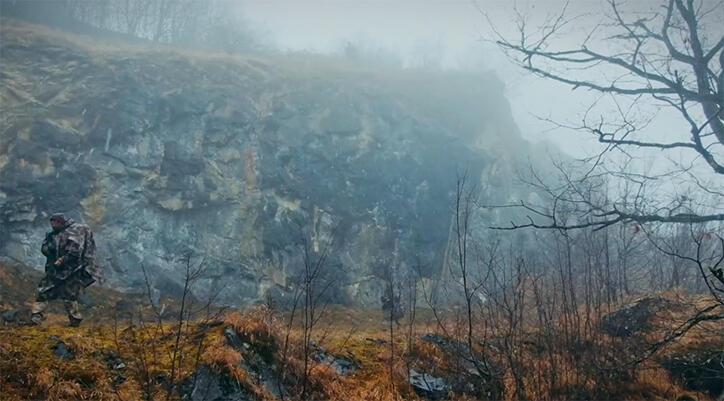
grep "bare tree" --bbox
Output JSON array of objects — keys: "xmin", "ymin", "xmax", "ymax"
[
  {"xmin": 446, "ymin": 172, "xmax": 496, "ymax": 381},
  {"xmin": 270, "ymin": 220, "xmax": 338, "ymax": 401},
  {"xmin": 297, "ymin": 228, "xmax": 335, "ymax": 399},
  {"xmin": 111, "ymin": 251, "xmax": 222, "ymax": 401},
  {"xmin": 480, "ymin": 0, "xmax": 724, "ymax": 368},
  {"xmin": 485, "ymin": 0, "xmax": 723, "ymax": 228},
  {"xmin": 119, "ymin": 0, "xmax": 150, "ymax": 36},
  {"xmin": 483, "ymin": 0, "xmax": 724, "ymax": 302}
]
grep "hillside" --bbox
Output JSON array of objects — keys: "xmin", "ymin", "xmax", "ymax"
[
  {"xmin": 0, "ymin": 19, "xmax": 540, "ymax": 307},
  {"xmin": 1, "ymin": 264, "xmax": 721, "ymax": 401}
]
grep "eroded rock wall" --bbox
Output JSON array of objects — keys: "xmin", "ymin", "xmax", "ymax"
[{"xmin": 0, "ymin": 23, "xmax": 530, "ymax": 306}]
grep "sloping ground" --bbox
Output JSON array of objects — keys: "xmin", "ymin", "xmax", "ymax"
[
  {"xmin": 1, "ymin": 290, "xmax": 721, "ymax": 401},
  {"xmin": 0, "ymin": 262, "xmax": 184, "ymax": 327},
  {"xmin": 0, "ymin": 262, "xmax": 135, "ymax": 321},
  {"xmin": 0, "ymin": 262, "xmax": 39, "ymax": 311}
]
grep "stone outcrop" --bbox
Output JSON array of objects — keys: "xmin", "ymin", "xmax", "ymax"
[
  {"xmin": 600, "ymin": 296, "xmax": 685, "ymax": 337},
  {"xmin": 662, "ymin": 346, "xmax": 724, "ymax": 398},
  {"xmin": 0, "ymin": 21, "xmax": 537, "ymax": 306}
]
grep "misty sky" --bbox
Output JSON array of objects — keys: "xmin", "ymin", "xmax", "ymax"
[{"xmin": 233, "ymin": 0, "xmax": 724, "ymax": 181}]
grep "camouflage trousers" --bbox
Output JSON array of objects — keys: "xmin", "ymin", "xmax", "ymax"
[
  {"xmin": 32, "ymin": 273, "xmax": 85, "ymax": 321},
  {"xmin": 31, "ymin": 299, "xmax": 82, "ymax": 321}
]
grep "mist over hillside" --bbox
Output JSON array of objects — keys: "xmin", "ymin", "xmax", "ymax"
[{"xmin": 0, "ymin": 2, "xmax": 722, "ymax": 401}]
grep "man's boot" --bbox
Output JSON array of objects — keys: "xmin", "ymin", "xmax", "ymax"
[
  {"xmin": 30, "ymin": 301, "xmax": 47, "ymax": 326},
  {"xmin": 30, "ymin": 313, "xmax": 44, "ymax": 326},
  {"xmin": 64, "ymin": 300, "xmax": 83, "ymax": 327}
]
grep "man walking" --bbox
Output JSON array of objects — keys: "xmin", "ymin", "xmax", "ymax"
[{"xmin": 31, "ymin": 213, "xmax": 98, "ymax": 327}]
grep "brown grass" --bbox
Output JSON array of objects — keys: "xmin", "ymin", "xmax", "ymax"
[
  {"xmin": 0, "ymin": 289, "xmax": 721, "ymax": 401},
  {"xmin": 0, "ymin": 16, "xmax": 499, "ymax": 89}
]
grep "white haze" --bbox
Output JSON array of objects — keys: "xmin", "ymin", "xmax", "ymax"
[{"xmin": 238, "ymin": 0, "xmax": 699, "ymax": 159}]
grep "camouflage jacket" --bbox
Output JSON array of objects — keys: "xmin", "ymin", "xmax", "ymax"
[{"xmin": 41, "ymin": 219, "xmax": 98, "ymax": 283}]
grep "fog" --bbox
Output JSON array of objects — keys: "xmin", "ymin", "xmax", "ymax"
[
  {"xmin": 238, "ymin": 0, "xmax": 706, "ymax": 159},
  {"xmin": 5, "ymin": 0, "xmax": 720, "ymax": 162},
  {"xmin": 1, "ymin": 3, "xmax": 723, "ymax": 396},
  {"xmin": 2, "ymin": 0, "xmax": 721, "ymax": 229},
  {"xmin": 241, "ymin": 0, "xmax": 597, "ymax": 155}
]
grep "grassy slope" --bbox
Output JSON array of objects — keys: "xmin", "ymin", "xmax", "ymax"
[{"xmin": 2, "ymin": 275, "xmax": 721, "ymax": 401}]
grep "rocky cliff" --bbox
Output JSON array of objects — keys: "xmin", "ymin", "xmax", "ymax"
[{"xmin": 0, "ymin": 20, "xmax": 536, "ymax": 306}]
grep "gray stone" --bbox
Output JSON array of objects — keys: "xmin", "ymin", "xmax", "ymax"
[
  {"xmin": 600, "ymin": 296, "xmax": 683, "ymax": 337},
  {"xmin": 188, "ymin": 365, "xmax": 252, "ymax": 401},
  {"xmin": 312, "ymin": 347, "xmax": 359, "ymax": 376},
  {"xmin": 409, "ymin": 369, "xmax": 449, "ymax": 400},
  {"xmin": 50, "ymin": 336, "xmax": 74, "ymax": 360},
  {"xmin": 2, "ymin": 308, "xmax": 33, "ymax": 325},
  {"xmin": 104, "ymin": 352, "xmax": 126, "ymax": 370},
  {"xmin": 224, "ymin": 326, "xmax": 243, "ymax": 349},
  {"xmin": 662, "ymin": 348, "xmax": 724, "ymax": 398}
]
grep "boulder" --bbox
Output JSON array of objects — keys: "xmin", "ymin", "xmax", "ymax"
[
  {"xmin": 186, "ymin": 365, "xmax": 253, "ymax": 401},
  {"xmin": 419, "ymin": 333, "xmax": 504, "ymax": 399},
  {"xmin": 50, "ymin": 335, "xmax": 74, "ymax": 360},
  {"xmin": 409, "ymin": 369, "xmax": 449, "ymax": 400},
  {"xmin": 662, "ymin": 347, "xmax": 724, "ymax": 398},
  {"xmin": 600, "ymin": 296, "xmax": 682, "ymax": 337},
  {"xmin": 312, "ymin": 347, "xmax": 359, "ymax": 376},
  {"xmin": 1, "ymin": 308, "xmax": 33, "ymax": 326}
]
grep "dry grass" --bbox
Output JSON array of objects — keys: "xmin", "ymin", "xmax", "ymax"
[
  {"xmin": 0, "ymin": 324, "xmax": 120, "ymax": 401},
  {"xmin": 0, "ymin": 18, "xmax": 341, "ymax": 79},
  {"xmin": 0, "ymin": 303, "xmax": 221, "ymax": 401},
  {"xmin": 1, "ymin": 252, "xmax": 721, "ymax": 401},
  {"xmin": 0, "ymin": 292, "xmax": 714, "ymax": 401},
  {"xmin": 0, "ymin": 16, "xmax": 497, "ymax": 89}
]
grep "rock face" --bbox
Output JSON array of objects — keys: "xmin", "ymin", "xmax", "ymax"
[{"xmin": 0, "ymin": 22, "xmax": 535, "ymax": 306}]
